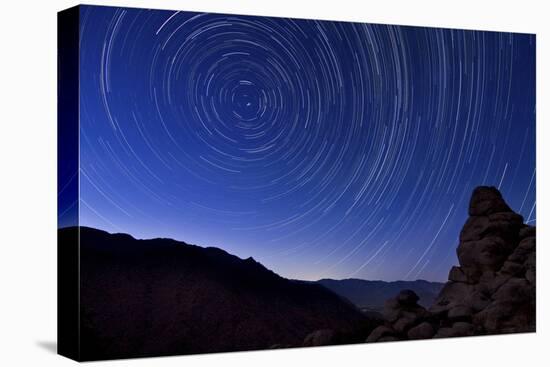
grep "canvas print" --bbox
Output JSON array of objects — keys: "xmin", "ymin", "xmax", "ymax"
[{"xmin": 58, "ymin": 5, "xmax": 536, "ymax": 362}]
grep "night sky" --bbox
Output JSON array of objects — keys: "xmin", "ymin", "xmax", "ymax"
[{"xmin": 71, "ymin": 5, "xmax": 536, "ymax": 282}]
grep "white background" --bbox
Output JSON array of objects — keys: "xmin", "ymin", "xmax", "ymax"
[{"xmin": 0, "ymin": 0, "xmax": 548, "ymax": 365}]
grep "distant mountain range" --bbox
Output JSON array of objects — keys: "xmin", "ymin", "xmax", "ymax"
[
  {"xmin": 61, "ymin": 226, "xmax": 377, "ymax": 361},
  {"xmin": 317, "ymin": 278, "xmax": 444, "ymax": 312}
]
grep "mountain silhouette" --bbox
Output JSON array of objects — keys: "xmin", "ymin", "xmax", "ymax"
[{"xmin": 59, "ymin": 226, "xmax": 376, "ymax": 361}]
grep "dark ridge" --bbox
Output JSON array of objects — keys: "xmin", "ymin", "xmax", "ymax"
[{"xmin": 60, "ymin": 226, "xmax": 376, "ymax": 361}]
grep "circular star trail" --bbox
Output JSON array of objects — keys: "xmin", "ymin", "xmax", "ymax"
[{"xmin": 76, "ymin": 7, "xmax": 536, "ymax": 281}]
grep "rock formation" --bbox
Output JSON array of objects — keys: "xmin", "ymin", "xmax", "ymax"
[{"xmin": 366, "ymin": 186, "xmax": 535, "ymax": 342}]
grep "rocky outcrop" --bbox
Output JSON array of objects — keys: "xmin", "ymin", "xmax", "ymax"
[
  {"xmin": 366, "ymin": 186, "xmax": 535, "ymax": 342},
  {"xmin": 366, "ymin": 289, "xmax": 432, "ymax": 342}
]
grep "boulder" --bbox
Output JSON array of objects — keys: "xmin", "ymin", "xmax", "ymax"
[
  {"xmin": 468, "ymin": 186, "xmax": 512, "ymax": 216},
  {"xmin": 460, "ymin": 212, "xmax": 522, "ymax": 243},
  {"xmin": 519, "ymin": 225, "xmax": 536, "ymax": 240},
  {"xmin": 378, "ymin": 336, "xmax": 400, "ymax": 342},
  {"xmin": 303, "ymin": 329, "xmax": 336, "ymax": 347},
  {"xmin": 397, "ymin": 290, "xmax": 420, "ymax": 306},
  {"xmin": 430, "ymin": 282, "xmax": 475, "ymax": 314},
  {"xmin": 486, "ymin": 212, "xmax": 524, "ymax": 238},
  {"xmin": 366, "ymin": 326, "xmax": 396, "ymax": 343},
  {"xmin": 460, "ymin": 216, "xmax": 490, "ymax": 242},
  {"xmin": 382, "ymin": 298, "xmax": 402, "ymax": 323},
  {"xmin": 508, "ymin": 237, "xmax": 535, "ymax": 263},
  {"xmin": 448, "ymin": 266, "xmax": 470, "ymax": 283},
  {"xmin": 407, "ymin": 322, "xmax": 435, "ymax": 340},
  {"xmin": 451, "ymin": 322, "xmax": 474, "ymax": 336},
  {"xmin": 525, "ymin": 268, "xmax": 535, "ymax": 284},
  {"xmin": 269, "ymin": 344, "xmax": 292, "ymax": 349},
  {"xmin": 382, "ymin": 291, "xmax": 427, "ymax": 324},
  {"xmin": 500, "ymin": 261, "xmax": 525, "ymax": 277},
  {"xmin": 467, "ymin": 289, "xmax": 492, "ymax": 312},
  {"xmin": 393, "ymin": 315, "xmax": 418, "ymax": 334},
  {"xmin": 482, "ymin": 271, "xmax": 511, "ymax": 293},
  {"xmin": 524, "ymin": 252, "xmax": 535, "ymax": 268},
  {"xmin": 473, "ymin": 300, "xmax": 516, "ymax": 333},
  {"xmin": 492, "ymin": 278, "xmax": 531, "ymax": 304},
  {"xmin": 434, "ymin": 322, "xmax": 474, "ymax": 338},
  {"xmin": 473, "ymin": 277, "xmax": 535, "ymax": 334},
  {"xmin": 447, "ymin": 305, "xmax": 473, "ymax": 321},
  {"xmin": 457, "ymin": 237, "xmax": 512, "ymax": 272},
  {"xmin": 433, "ymin": 327, "xmax": 454, "ymax": 338}
]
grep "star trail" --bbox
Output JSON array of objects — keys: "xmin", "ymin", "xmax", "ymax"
[{"xmin": 72, "ymin": 5, "xmax": 536, "ymax": 281}]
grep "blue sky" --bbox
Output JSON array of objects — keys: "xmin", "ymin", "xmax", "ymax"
[{"xmin": 69, "ymin": 5, "xmax": 535, "ymax": 281}]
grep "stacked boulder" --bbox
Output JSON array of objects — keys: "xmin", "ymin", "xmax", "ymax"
[
  {"xmin": 366, "ymin": 186, "xmax": 536, "ymax": 342},
  {"xmin": 366, "ymin": 289, "xmax": 435, "ymax": 342}
]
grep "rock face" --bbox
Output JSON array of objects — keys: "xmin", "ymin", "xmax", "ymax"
[{"xmin": 366, "ymin": 186, "xmax": 535, "ymax": 342}]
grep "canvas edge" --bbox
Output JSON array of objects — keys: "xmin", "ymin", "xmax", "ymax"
[{"xmin": 57, "ymin": 5, "xmax": 81, "ymax": 362}]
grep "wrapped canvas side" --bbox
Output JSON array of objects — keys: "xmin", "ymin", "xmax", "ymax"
[{"xmin": 57, "ymin": 6, "xmax": 81, "ymax": 362}]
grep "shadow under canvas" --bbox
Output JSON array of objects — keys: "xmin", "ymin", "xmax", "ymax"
[{"xmin": 36, "ymin": 341, "xmax": 57, "ymax": 354}]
